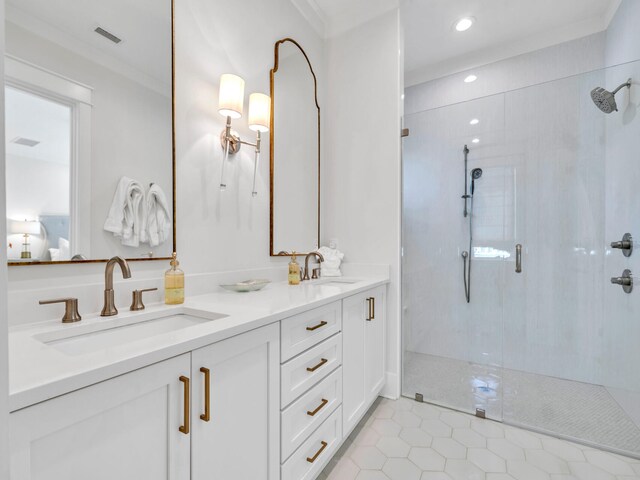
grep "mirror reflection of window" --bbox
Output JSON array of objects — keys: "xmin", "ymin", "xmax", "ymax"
[{"xmin": 5, "ymin": 86, "xmax": 72, "ymax": 262}]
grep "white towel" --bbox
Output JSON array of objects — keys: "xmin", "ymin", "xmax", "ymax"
[
  {"xmin": 104, "ymin": 176, "xmax": 145, "ymax": 247},
  {"xmin": 144, "ymin": 183, "xmax": 171, "ymax": 247}
]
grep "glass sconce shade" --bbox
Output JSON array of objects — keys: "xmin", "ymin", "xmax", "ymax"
[
  {"xmin": 248, "ymin": 93, "xmax": 271, "ymax": 132},
  {"xmin": 218, "ymin": 74, "xmax": 245, "ymax": 119}
]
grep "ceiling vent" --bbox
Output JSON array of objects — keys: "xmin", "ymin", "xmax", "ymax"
[
  {"xmin": 94, "ymin": 26, "xmax": 122, "ymax": 44},
  {"xmin": 11, "ymin": 137, "xmax": 40, "ymax": 147}
]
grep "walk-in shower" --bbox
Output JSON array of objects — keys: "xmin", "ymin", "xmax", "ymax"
[
  {"xmin": 461, "ymin": 145, "xmax": 482, "ymax": 303},
  {"xmin": 402, "ymin": 60, "xmax": 640, "ymax": 458}
]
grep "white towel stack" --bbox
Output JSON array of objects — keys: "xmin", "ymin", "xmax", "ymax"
[{"xmin": 104, "ymin": 177, "xmax": 171, "ymax": 247}]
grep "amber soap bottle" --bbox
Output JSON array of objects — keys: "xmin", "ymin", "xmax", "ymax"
[{"xmin": 165, "ymin": 252, "xmax": 185, "ymax": 304}]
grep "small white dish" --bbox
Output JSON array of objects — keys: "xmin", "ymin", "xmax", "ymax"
[{"xmin": 220, "ymin": 279, "xmax": 271, "ymax": 293}]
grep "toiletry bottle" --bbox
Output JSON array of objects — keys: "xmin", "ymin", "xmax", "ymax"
[
  {"xmin": 288, "ymin": 252, "xmax": 300, "ymax": 285},
  {"xmin": 165, "ymin": 252, "xmax": 185, "ymax": 304}
]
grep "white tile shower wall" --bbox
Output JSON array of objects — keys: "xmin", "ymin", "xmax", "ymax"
[
  {"xmin": 605, "ymin": 0, "xmax": 640, "ymax": 67},
  {"xmin": 501, "ymin": 70, "xmax": 607, "ymax": 385},
  {"xmin": 323, "ymin": 10, "xmax": 402, "ymax": 397},
  {"xmin": 602, "ymin": 60, "xmax": 640, "ymax": 394},
  {"xmin": 405, "ymin": 33, "xmax": 606, "ymax": 114}
]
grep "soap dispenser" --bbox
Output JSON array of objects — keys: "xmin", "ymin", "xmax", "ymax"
[
  {"xmin": 165, "ymin": 252, "xmax": 185, "ymax": 304},
  {"xmin": 288, "ymin": 252, "xmax": 301, "ymax": 285}
]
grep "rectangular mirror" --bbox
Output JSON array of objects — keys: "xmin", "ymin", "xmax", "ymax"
[
  {"xmin": 5, "ymin": 0, "xmax": 175, "ymax": 265},
  {"xmin": 270, "ymin": 38, "xmax": 320, "ymax": 256}
]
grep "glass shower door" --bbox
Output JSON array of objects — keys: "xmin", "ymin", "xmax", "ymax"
[
  {"xmin": 500, "ymin": 61, "xmax": 640, "ymax": 457},
  {"xmin": 402, "ymin": 94, "xmax": 507, "ymax": 420}
]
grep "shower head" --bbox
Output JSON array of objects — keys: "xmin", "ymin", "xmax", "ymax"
[
  {"xmin": 591, "ymin": 79, "xmax": 632, "ymax": 113},
  {"xmin": 470, "ymin": 168, "xmax": 482, "ymax": 195}
]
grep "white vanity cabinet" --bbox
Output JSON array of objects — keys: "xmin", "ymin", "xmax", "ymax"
[
  {"xmin": 191, "ymin": 323, "xmax": 280, "ymax": 480},
  {"xmin": 342, "ymin": 286, "xmax": 386, "ymax": 435},
  {"xmin": 9, "ymin": 324, "xmax": 280, "ymax": 480},
  {"xmin": 9, "ymin": 282, "xmax": 388, "ymax": 480},
  {"xmin": 9, "ymin": 353, "xmax": 192, "ymax": 480}
]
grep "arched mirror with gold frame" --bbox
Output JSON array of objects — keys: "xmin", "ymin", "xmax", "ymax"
[{"xmin": 269, "ymin": 38, "xmax": 320, "ymax": 257}]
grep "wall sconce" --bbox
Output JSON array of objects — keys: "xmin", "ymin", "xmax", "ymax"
[
  {"xmin": 9, "ymin": 219, "xmax": 41, "ymax": 259},
  {"xmin": 218, "ymin": 74, "xmax": 271, "ymax": 196}
]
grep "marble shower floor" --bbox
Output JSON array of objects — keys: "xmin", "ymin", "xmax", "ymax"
[
  {"xmin": 320, "ymin": 396, "xmax": 640, "ymax": 480},
  {"xmin": 403, "ymin": 351, "xmax": 640, "ymax": 457}
]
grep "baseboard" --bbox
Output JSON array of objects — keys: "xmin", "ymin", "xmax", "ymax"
[{"xmin": 380, "ymin": 371, "xmax": 399, "ymax": 399}]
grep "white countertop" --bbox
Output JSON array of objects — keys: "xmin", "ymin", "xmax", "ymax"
[{"xmin": 9, "ymin": 276, "xmax": 389, "ymax": 412}]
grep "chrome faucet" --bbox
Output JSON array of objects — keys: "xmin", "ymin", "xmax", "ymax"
[
  {"xmin": 302, "ymin": 251, "xmax": 325, "ymax": 281},
  {"xmin": 101, "ymin": 256, "xmax": 132, "ymax": 316}
]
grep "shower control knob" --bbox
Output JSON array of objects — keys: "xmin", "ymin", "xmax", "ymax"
[
  {"xmin": 611, "ymin": 269, "xmax": 633, "ymax": 294},
  {"xmin": 610, "ymin": 233, "xmax": 633, "ymax": 257}
]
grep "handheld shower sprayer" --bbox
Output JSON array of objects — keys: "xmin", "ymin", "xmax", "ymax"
[{"xmin": 471, "ymin": 168, "xmax": 483, "ymax": 195}]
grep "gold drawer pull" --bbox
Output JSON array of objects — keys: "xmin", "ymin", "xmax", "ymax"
[
  {"xmin": 306, "ymin": 358, "xmax": 328, "ymax": 373},
  {"xmin": 366, "ymin": 297, "xmax": 376, "ymax": 321},
  {"xmin": 200, "ymin": 367, "xmax": 211, "ymax": 422},
  {"xmin": 307, "ymin": 398, "xmax": 329, "ymax": 417},
  {"xmin": 306, "ymin": 441, "xmax": 328, "ymax": 463},
  {"xmin": 306, "ymin": 320, "xmax": 327, "ymax": 331},
  {"xmin": 179, "ymin": 376, "xmax": 190, "ymax": 434}
]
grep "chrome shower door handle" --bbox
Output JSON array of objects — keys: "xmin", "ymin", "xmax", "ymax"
[{"xmin": 515, "ymin": 244, "xmax": 522, "ymax": 273}]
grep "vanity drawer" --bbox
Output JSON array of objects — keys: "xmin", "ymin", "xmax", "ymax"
[
  {"xmin": 281, "ymin": 406, "xmax": 343, "ymax": 480},
  {"xmin": 281, "ymin": 333, "xmax": 342, "ymax": 407},
  {"xmin": 281, "ymin": 301, "xmax": 341, "ymax": 362},
  {"xmin": 281, "ymin": 367, "xmax": 342, "ymax": 462}
]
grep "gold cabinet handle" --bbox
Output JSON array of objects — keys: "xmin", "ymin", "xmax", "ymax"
[
  {"xmin": 179, "ymin": 376, "xmax": 190, "ymax": 434},
  {"xmin": 306, "ymin": 441, "xmax": 328, "ymax": 463},
  {"xmin": 306, "ymin": 320, "xmax": 327, "ymax": 331},
  {"xmin": 307, "ymin": 398, "xmax": 329, "ymax": 417},
  {"xmin": 200, "ymin": 367, "xmax": 210, "ymax": 422},
  {"xmin": 366, "ymin": 297, "xmax": 375, "ymax": 321},
  {"xmin": 306, "ymin": 358, "xmax": 328, "ymax": 372}
]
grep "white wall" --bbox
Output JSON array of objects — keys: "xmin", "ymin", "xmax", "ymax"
[
  {"xmin": 0, "ymin": 0, "xmax": 10, "ymax": 474},
  {"xmin": 324, "ymin": 10, "xmax": 402, "ymax": 397},
  {"xmin": 174, "ymin": 0, "xmax": 324, "ymax": 276},
  {"xmin": 6, "ymin": 0, "xmax": 326, "ymax": 326}
]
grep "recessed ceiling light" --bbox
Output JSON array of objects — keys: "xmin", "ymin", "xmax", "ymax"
[
  {"xmin": 464, "ymin": 75, "xmax": 477, "ymax": 83},
  {"xmin": 455, "ymin": 17, "xmax": 475, "ymax": 32},
  {"xmin": 472, "ymin": 138, "xmax": 480, "ymax": 144},
  {"xmin": 469, "ymin": 118, "xmax": 479, "ymax": 125}
]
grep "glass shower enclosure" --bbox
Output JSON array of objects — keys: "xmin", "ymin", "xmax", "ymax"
[{"xmin": 402, "ymin": 60, "xmax": 640, "ymax": 457}]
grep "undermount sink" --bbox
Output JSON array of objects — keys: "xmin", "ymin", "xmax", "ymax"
[{"xmin": 35, "ymin": 312, "xmax": 227, "ymax": 356}]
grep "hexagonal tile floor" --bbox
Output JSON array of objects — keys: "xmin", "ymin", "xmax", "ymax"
[{"xmin": 319, "ymin": 397, "xmax": 640, "ymax": 480}]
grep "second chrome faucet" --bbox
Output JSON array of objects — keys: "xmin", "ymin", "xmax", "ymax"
[{"xmin": 101, "ymin": 256, "xmax": 132, "ymax": 316}]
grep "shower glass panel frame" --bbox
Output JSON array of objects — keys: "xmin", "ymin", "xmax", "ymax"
[{"xmin": 402, "ymin": 59, "xmax": 640, "ymax": 458}]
